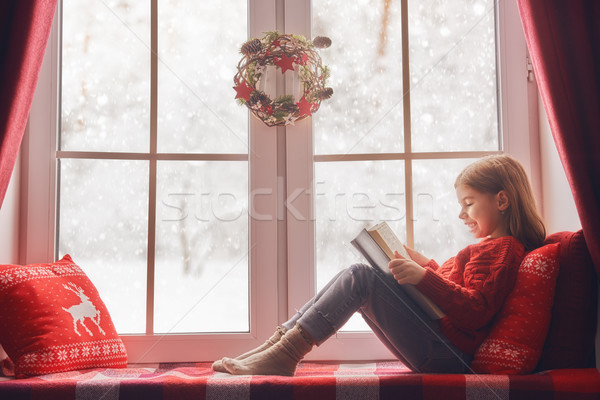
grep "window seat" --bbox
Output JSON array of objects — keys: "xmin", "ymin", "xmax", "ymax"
[
  {"xmin": 1, "ymin": 361, "xmax": 600, "ymax": 399},
  {"xmin": 1, "ymin": 231, "xmax": 597, "ymax": 399}
]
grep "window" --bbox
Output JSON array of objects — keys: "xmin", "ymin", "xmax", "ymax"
[{"xmin": 24, "ymin": 0, "xmax": 538, "ymax": 362}]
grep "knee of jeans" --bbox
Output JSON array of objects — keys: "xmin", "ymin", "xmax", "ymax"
[
  {"xmin": 347, "ymin": 263, "xmax": 377, "ymax": 295},
  {"xmin": 348, "ymin": 263, "xmax": 373, "ymax": 274},
  {"xmin": 347, "ymin": 263, "xmax": 376, "ymax": 280}
]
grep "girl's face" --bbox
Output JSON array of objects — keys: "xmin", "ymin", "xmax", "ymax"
[{"xmin": 456, "ymin": 184, "xmax": 509, "ymax": 239}]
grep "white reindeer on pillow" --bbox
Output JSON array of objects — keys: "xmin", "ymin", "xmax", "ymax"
[{"xmin": 61, "ymin": 282, "xmax": 106, "ymax": 337}]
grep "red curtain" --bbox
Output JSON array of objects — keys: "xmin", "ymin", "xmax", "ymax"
[
  {"xmin": 0, "ymin": 0, "xmax": 57, "ymax": 207},
  {"xmin": 517, "ymin": 0, "xmax": 600, "ymax": 272}
]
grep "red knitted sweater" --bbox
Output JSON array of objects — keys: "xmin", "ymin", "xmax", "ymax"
[{"xmin": 416, "ymin": 236, "xmax": 525, "ymax": 356}]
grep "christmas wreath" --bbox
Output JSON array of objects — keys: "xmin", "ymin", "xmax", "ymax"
[{"xmin": 233, "ymin": 32, "xmax": 333, "ymax": 127}]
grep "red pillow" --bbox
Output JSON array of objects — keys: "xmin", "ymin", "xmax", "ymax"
[
  {"xmin": 471, "ymin": 243, "xmax": 560, "ymax": 374},
  {"xmin": 0, "ymin": 255, "xmax": 127, "ymax": 378},
  {"xmin": 537, "ymin": 230, "xmax": 597, "ymax": 370}
]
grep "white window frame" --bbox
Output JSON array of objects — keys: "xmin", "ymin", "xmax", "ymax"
[{"xmin": 21, "ymin": 0, "xmax": 539, "ymax": 362}]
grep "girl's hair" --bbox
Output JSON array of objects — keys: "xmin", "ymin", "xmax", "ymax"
[{"xmin": 454, "ymin": 154, "xmax": 546, "ymax": 250}]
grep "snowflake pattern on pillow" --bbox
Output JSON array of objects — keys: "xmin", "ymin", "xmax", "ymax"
[
  {"xmin": 0, "ymin": 255, "xmax": 127, "ymax": 378},
  {"xmin": 471, "ymin": 243, "xmax": 560, "ymax": 374}
]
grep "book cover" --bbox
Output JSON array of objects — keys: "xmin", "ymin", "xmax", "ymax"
[{"xmin": 351, "ymin": 224, "xmax": 445, "ymax": 320}]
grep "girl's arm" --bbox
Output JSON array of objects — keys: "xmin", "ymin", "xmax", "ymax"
[{"xmin": 415, "ymin": 237, "xmax": 525, "ymax": 330}]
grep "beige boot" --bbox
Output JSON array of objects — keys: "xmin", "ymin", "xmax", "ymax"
[
  {"xmin": 222, "ymin": 324, "xmax": 314, "ymax": 376},
  {"xmin": 212, "ymin": 326, "xmax": 287, "ymax": 373}
]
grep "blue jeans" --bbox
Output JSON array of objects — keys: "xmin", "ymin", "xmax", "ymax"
[{"xmin": 282, "ymin": 263, "xmax": 471, "ymax": 373}]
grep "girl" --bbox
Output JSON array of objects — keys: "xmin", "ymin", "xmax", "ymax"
[{"xmin": 213, "ymin": 154, "xmax": 546, "ymax": 376}]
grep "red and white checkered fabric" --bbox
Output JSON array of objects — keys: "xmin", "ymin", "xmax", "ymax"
[{"xmin": 1, "ymin": 361, "xmax": 598, "ymax": 399}]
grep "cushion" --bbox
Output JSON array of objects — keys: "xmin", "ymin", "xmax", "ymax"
[
  {"xmin": 537, "ymin": 230, "xmax": 597, "ymax": 370},
  {"xmin": 0, "ymin": 255, "xmax": 127, "ymax": 378},
  {"xmin": 0, "ymin": 344, "xmax": 13, "ymax": 376},
  {"xmin": 471, "ymin": 243, "xmax": 560, "ymax": 374}
]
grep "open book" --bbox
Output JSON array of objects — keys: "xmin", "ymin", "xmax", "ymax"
[{"xmin": 351, "ymin": 222, "xmax": 445, "ymax": 320}]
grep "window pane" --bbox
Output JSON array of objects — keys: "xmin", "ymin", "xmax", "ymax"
[
  {"xmin": 58, "ymin": 159, "xmax": 148, "ymax": 334},
  {"xmin": 61, "ymin": 1, "xmax": 150, "ymax": 152},
  {"xmin": 313, "ymin": 0, "xmax": 404, "ymax": 155},
  {"xmin": 157, "ymin": 0, "xmax": 248, "ymax": 154},
  {"xmin": 315, "ymin": 161, "xmax": 406, "ymax": 330},
  {"xmin": 412, "ymin": 159, "xmax": 476, "ymax": 263},
  {"xmin": 409, "ymin": 0, "xmax": 498, "ymax": 152},
  {"xmin": 155, "ymin": 161, "xmax": 248, "ymax": 333}
]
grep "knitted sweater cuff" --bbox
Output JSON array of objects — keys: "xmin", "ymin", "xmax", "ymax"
[
  {"xmin": 416, "ymin": 269, "xmax": 448, "ymax": 301},
  {"xmin": 425, "ymin": 259, "xmax": 440, "ymax": 271}
]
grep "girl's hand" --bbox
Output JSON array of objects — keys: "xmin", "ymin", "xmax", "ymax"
[
  {"xmin": 403, "ymin": 246, "xmax": 430, "ymax": 267},
  {"xmin": 388, "ymin": 251, "xmax": 426, "ymax": 285}
]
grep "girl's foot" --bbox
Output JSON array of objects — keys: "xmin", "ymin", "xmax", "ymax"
[
  {"xmin": 212, "ymin": 326, "xmax": 287, "ymax": 373},
  {"xmin": 221, "ymin": 324, "xmax": 313, "ymax": 376}
]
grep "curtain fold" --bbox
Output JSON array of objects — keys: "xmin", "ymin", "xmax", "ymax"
[
  {"xmin": 0, "ymin": 0, "xmax": 57, "ymax": 207},
  {"xmin": 517, "ymin": 0, "xmax": 600, "ymax": 272}
]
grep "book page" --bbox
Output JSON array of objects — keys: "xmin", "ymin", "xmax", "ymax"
[{"xmin": 369, "ymin": 222, "xmax": 411, "ymax": 260}]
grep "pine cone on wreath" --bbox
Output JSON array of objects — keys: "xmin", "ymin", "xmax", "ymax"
[
  {"xmin": 312, "ymin": 36, "xmax": 332, "ymax": 49},
  {"xmin": 241, "ymin": 39, "xmax": 263, "ymax": 55},
  {"xmin": 250, "ymin": 90, "xmax": 270, "ymax": 107},
  {"xmin": 318, "ymin": 87, "xmax": 334, "ymax": 100}
]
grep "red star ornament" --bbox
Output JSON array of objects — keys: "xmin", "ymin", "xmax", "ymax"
[
  {"xmin": 296, "ymin": 96, "xmax": 315, "ymax": 117},
  {"xmin": 233, "ymin": 80, "xmax": 254, "ymax": 101},
  {"xmin": 298, "ymin": 53, "xmax": 309, "ymax": 65},
  {"xmin": 274, "ymin": 52, "xmax": 296, "ymax": 74}
]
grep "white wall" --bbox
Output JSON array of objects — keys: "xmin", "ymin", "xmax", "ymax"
[
  {"xmin": 0, "ymin": 152, "xmax": 21, "ymax": 264},
  {"xmin": 538, "ymin": 93, "xmax": 582, "ymax": 233}
]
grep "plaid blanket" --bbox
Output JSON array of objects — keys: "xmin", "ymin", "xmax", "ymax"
[{"xmin": 1, "ymin": 362, "xmax": 599, "ymax": 399}]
